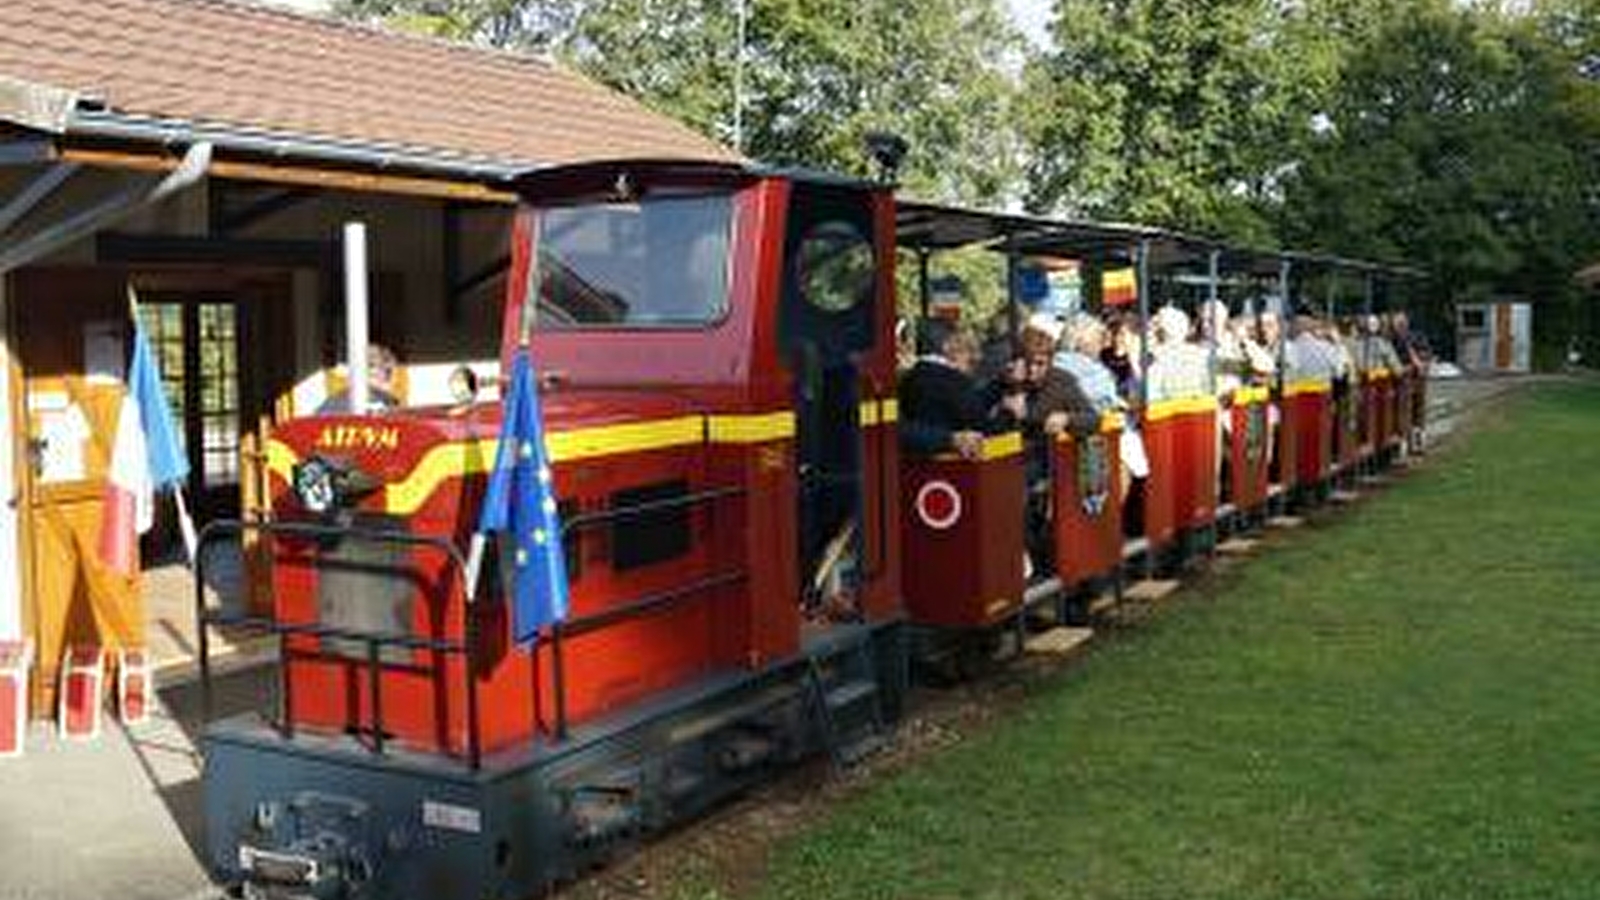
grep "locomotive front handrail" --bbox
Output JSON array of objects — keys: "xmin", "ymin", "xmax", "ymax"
[
  {"xmin": 559, "ymin": 570, "xmax": 749, "ymax": 639},
  {"xmin": 198, "ymin": 484, "xmax": 754, "ymax": 757},
  {"xmin": 199, "ymin": 613, "xmax": 469, "ymax": 653},
  {"xmin": 559, "ymin": 484, "xmax": 746, "ymax": 535},
  {"xmin": 193, "ymin": 517, "xmax": 484, "ymax": 769}
]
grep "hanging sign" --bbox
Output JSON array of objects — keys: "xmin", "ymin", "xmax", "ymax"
[{"xmin": 83, "ymin": 320, "xmax": 126, "ymax": 386}]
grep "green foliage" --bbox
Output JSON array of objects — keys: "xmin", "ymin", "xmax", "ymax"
[
  {"xmin": 1021, "ymin": 0, "xmax": 1336, "ymax": 245},
  {"xmin": 333, "ymin": 0, "xmax": 576, "ymax": 47},
  {"xmin": 588, "ymin": 0, "xmax": 1024, "ymax": 206},
  {"xmin": 1019, "ymin": 0, "xmax": 1600, "ymax": 360},
  {"xmin": 338, "ymin": 0, "xmax": 1027, "ymax": 322},
  {"xmin": 338, "ymin": 0, "xmax": 1026, "ymax": 208},
  {"xmin": 1279, "ymin": 0, "xmax": 1600, "ymax": 357},
  {"xmin": 337, "ymin": 0, "xmax": 1600, "ymax": 362}
]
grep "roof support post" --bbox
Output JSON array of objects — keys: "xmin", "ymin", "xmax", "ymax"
[
  {"xmin": 1277, "ymin": 257, "xmax": 1291, "ymax": 384},
  {"xmin": 1207, "ymin": 248, "xmax": 1221, "ymax": 395},
  {"xmin": 1083, "ymin": 256, "xmax": 1103, "ymax": 314},
  {"xmin": 1006, "ymin": 245, "xmax": 1022, "ymax": 347},
  {"xmin": 343, "ymin": 221, "xmax": 371, "ymax": 412},
  {"xmin": 1136, "ymin": 238, "xmax": 1152, "ymax": 412},
  {"xmin": 917, "ymin": 248, "xmax": 931, "ymax": 319},
  {"xmin": 0, "ymin": 162, "xmax": 78, "ymax": 237},
  {"xmin": 0, "ymin": 142, "xmax": 210, "ymax": 275}
]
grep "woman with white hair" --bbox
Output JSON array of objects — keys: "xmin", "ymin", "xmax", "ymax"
[
  {"xmin": 1054, "ymin": 312, "xmax": 1150, "ymax": 482},
  {"xmin": 1146, "ymin": 305, "xmax": 1211, "ymax": 402},
  {"xmin": 1199, "ymin": 299, "xmax": 1270, "ymax": 398},
  {"xmin": 1354, "ymin": 314, "xmax": 1403, "ymax": 375},
  {"xmin": 1055, "ymin": 314, "xmax": 1121, "ymax": 412}
]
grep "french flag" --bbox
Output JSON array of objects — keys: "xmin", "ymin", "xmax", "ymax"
[{"xmin": 98, "ymin": 310, "xmax": 190, "ymax": 576}]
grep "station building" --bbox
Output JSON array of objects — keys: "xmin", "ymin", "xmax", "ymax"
[{"xmin": 0, "ymin": 0, "xmax": 733, "ymax": 717}]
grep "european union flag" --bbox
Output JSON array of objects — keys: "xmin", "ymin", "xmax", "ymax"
[{"xmin": 477, "ymin": 347, "xmax": 570, "ymax": 642}]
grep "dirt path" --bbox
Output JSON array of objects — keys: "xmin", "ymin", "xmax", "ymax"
[{"xmin": 558, "ymin": 647, "xmax": 1090, "ymax": 900}]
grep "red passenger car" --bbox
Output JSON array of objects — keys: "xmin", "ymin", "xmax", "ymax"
[
  {"xmin": 900, "ymin": 434, "xmax": 1026, "ymax": 629},
  {"xmin": 1287, "ymin": 378, "xmax": 1334, "ymax": 489},
  {"xmin": 1227, "ymin": 386, "xmax": 1273, "ymax": 514},
  {"xmin": 1050, "ymin": 415, "xmax": 1125, "ymax": 590}
]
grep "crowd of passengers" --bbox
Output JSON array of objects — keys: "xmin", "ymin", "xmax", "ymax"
[{"xmin": 897, "ymin": 301, "xmax": 1432, "ymax": 571}]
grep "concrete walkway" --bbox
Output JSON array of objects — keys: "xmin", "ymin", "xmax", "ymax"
[{"xmin": 0, "ymin": 665, "xmax": 271, "ymax": 900}]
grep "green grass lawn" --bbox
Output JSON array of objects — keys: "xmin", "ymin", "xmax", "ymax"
[{"xmin": 758, "ymin": 382, "xmax": 1600, "ymax": 900}]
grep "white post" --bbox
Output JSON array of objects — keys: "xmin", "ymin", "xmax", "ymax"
[
  {"xmin": 734, "ymin": 0, "xmax": 747, "ymax": 153},
  {"xmin": 343, "ymin": 221, "xmax": 371, "ymax": 412}
]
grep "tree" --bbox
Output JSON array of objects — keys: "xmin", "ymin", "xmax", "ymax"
[
  {"xmin": 1021, "ymin": 0, "xmax": 1330, "ymax": 245},
  {"xmin": 338, "ymin": 0, "xmax": 1027, "ymax": 208},
  {"xmin": 1278, "ymin": 0, "xmax": 1600, "ymax": 356},
  {"xmin": 332, "ymin": 0, "xmax": 578, "ymax": 48},
  {"xmin": 338, "ymin": 0, "xmax": 1031, "ymax": 320}
]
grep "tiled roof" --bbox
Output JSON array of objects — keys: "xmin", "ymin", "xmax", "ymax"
[{"xmin": 0, "ymin": 0, "xmax": 736, "ymax": 172}]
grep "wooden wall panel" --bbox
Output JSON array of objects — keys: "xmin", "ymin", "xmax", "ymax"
[{"xmin": 9, "ymin": 268, "xmax": 141, "ymax": 712}]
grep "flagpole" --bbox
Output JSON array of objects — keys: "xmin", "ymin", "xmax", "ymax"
[
  {"xmin": 466, "ymin": 222, "xmax": 541, "ymax": 603},
  {"xmin": 126, "ymin": 281, "xmax": 198, "ymax": 568},
  {"xmin": 734, "ymin": 0, "xmax": 747, "ymax": 154},
  {"xmin": 463, "ymin": 532, "xmax": 488, "ymax": 602},
  {"xmin": 173, "ymin": 485, "xmax": 198, "ymax": 565}
]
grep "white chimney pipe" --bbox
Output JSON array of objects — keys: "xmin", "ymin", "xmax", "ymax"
[{"xmin": 343, "ymin": 221, "xmax": 370, "ymax": 413}]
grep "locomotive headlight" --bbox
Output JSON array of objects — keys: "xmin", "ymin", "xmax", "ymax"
[
  {"xmin": 293, "ymin": 455, "xmax": 382, "ymax": 516},
  {"xmin": 293, "ymin": 457, "xmax": 340, "ymax": 514}
]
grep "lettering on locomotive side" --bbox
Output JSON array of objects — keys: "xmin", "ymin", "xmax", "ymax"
[
  {"xmin": 315, "ymin": 425, "xmax": 402, "ymax": 452},
  {"xmin": 758, "ymin": 446, "xmax": 787, "ymax": 472}
]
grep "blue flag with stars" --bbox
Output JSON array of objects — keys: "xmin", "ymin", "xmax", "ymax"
[{"xmin": 478, "ymin": 347, "xmax": 570, "ymax": 642}]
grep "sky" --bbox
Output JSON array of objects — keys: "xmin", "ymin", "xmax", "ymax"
[
  {"xmin": 1006, "ymin": 0, "xmax": 1054, "ymax": 49},
  {"xmin": 261, "ymin": 0, "xmax": 1056, "ymax": 47}
]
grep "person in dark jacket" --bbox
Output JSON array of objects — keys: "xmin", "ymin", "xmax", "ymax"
[
  {"xmin": 1020, "ymin": 314, "xmax": 1100, "ymax": 441},
  {"xmin": 1014, "ymin": 314, "xmax": 1099, "ymax": 573},
  {"xmin": 899, "ymin": 319, "xmax": 1022, "ymax": 459}
]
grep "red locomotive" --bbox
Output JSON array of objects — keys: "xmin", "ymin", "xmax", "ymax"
[
  {"xmin": 204, "ymin": 159, "xmax": 904, "ymax": 899},
  {"xmin": 197, "ymin": 157, "xmax": 1425, "ymax": 899}
]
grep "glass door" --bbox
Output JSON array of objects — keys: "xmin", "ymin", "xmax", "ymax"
[{"xmin": 137, "ymin": 297, "xmax": 242, "ymax": 555}]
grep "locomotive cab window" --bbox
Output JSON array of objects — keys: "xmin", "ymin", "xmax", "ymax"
[
  {"xmin": 535, "ymin": 193, "xmax": 733, "ymax": 328},
  {"xmin": 797, "ymin": 220, "xmax": 875, "ymax": 314}
]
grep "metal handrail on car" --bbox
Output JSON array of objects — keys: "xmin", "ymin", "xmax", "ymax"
[
  {"xmin": 547, "ymin": 484, "xmax": 748, "ymax": 739},
  {"xmin": 194, "ymin": 484, "xmax": 755, "ymax": 761},
  {"xmin": 193, "ymin": 517, "xmax": 483, "ymax": 768}
]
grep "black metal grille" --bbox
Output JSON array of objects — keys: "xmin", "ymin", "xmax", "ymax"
[{"xmin": 316, "ymin": 515, "xmax": 416, "ymax": 665}]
